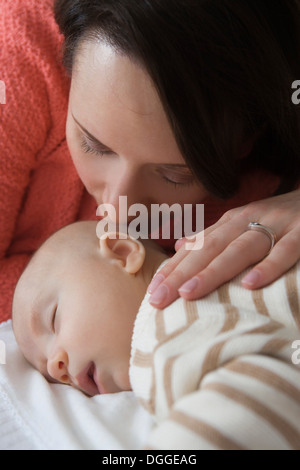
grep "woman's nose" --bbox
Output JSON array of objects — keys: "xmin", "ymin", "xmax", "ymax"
[
  {"xmin": 102, "ymin": 170, "xmax": 145, "ymax": 217},
  {"xmin": 102, "ymin": 164, "xmax": 145, "ymax": 205},
  {"xmin": 47, "ymin": 350, "xmax": 71, "ymax": 385}
]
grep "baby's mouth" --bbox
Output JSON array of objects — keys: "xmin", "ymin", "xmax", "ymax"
[{"xmin": 75, "ymin": 362, "xmax": 101, "ymax": 397}]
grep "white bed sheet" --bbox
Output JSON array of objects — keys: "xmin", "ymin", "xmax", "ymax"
[{"xmin": 0, "ymin": 321, "xmax": 154, "ymax": 450}]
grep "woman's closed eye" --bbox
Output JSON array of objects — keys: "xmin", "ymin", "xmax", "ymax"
[
  {"xmin": 162, "ymin": 175, "xmax": 196, "ymax": 189},
  {"xmin": 80, "ymin": 135, "xmax": 113, "ymax": 157},
  {"xmin": 78, "ymin": 126, "xmax": 197, "ymax": 189},
  {"xmin": 159, "ymin": 167, "xmax": 196, "ymax": 189}
]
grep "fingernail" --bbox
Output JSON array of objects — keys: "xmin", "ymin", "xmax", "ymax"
[
  {"xmin": 179, "ymin": 277, "xmax": 199, "ymax": 294},
  {"xmin": 149, "ymin": 284, "xmax": 169, "ymax": 305},
  {"xmin": 175, "ymin": 238, "xmax": 184, "ymax": 251},
  {"xmin": 148, "ymin": 273, "xmax": 165, "ymax": 294},
  {"xmin": 242, "ymin": 270, "xmax": 261, "ymax": 287}
]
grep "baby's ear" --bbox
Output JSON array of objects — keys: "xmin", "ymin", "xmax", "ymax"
[{"xmin": 99, "ymin": 233, "xmax": 145, "ymax": 274}]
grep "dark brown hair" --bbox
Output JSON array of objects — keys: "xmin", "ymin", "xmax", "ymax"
[{"xmin": 54, "ymin": 0, "xmax": 300, "ymax": 199}]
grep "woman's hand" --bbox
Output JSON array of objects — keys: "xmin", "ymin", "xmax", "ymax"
[{"xmin": 148, "ymin": 189, "xmax": 300, "ymax": 308}]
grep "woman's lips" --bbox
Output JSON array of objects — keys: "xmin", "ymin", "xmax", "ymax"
[{"xmin": 75, "ymin": 362, "xmax": 101, "ymax": 397}]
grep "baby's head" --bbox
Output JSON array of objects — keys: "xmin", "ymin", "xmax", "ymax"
[{"xmin": 12, "ymin": 221, "xmax": 167, "ymax": 396}]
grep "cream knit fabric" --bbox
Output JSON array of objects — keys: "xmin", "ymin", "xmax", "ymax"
[{"xmin": 130, "ymin": 263, "xmax": 300, "ymax": 449}]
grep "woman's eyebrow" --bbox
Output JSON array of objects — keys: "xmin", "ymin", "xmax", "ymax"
[{"xmin": 72, "ymin": 113, "xmax": 113, "ymax": 151}]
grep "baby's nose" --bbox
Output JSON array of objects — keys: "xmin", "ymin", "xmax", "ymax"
[{"xmin": 47, "ymin": 352, "xmax": 71, "ymax": 385}]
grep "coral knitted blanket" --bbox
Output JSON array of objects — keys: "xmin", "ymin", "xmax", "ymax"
[{"xmin": 0, "ymin": 0, "xmax": 96, "ymax": 322}]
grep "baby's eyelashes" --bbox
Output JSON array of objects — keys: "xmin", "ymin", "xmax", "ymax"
[{"xmin": 50, "ymin": 306, "xmax": 58, "ymax": 333}]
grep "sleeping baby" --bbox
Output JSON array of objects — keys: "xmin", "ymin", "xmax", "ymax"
[{"xmin": 12, "ymin": 221, "xmax": 300, "ymax": 450}]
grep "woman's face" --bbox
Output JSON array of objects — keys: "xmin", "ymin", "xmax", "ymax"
[{"xmin": 66, "ymin": 41, "xmax": 208, "ymax": 220}]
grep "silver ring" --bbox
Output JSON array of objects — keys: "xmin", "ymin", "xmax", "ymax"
[{"xmin": 247, "ymin": 222, "xmax": 277, "ymax": 255}]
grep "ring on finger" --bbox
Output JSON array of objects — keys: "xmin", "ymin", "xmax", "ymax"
[{"xmin": 247, "ymin": 222, "xmax": 277, "ymax": 255}]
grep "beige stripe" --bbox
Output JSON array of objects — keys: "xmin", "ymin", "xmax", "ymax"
[
  {"xmin": 217, "ymin": 284, "xmax": 240, "ymax": 333},
  {"xmin": 155, "ymin": 302, "xmax": 200, "ymax": 410},
  {"xmin": 247, "ymin": 321, "xmax": 282, "ymax": 336},
  {"xmin": 152, "ymin": 305, "xmax": 200, "ymax": 413},
  {"xmin": 164, "ymin": 356, "xmax": 178, "ymax": 409},
  {"xmin": 225, "ymin": 360, "xmax": 300, "ymax": 403},
  {"xmin": 204, "ymin": 382, "xmax": 300, "ymax": 449},
  {"xmin": 199, "ymin": 318, "xmax": 280, "ymax": 381},
  {"xmin": 260, "ymin": 338, "xmax": 290, "ymax": 355},
  {"xmin": 170, "ymin": 409, "xmax": 245, "ymax": 450},
  {"xmin": 184, "ymin": 300, "xmax": 199, "ymax": 325},
  {"xmin": 155, "ymin": 301, "xmax": 199, "ymax": 346},
  {"xmin": 132, "ymin": 350, "xmax": 153, "ymax": 368},
  {"xmin": 200, "ymin": 340, "xmax": 227, "ymax": 381},
  {"xmin": 197, "ymin": 334, "xmax": 290, "ymax": 397},
  {"xmin": 133, "ymin": 350, "xmax": 157, "ymax": 415},
  {"xmin": 285, "ymin": 264, "xmax": 300, "ymax": 330},
  {"xmin": 153, "ymin": 302, "xmax": 200, "ymax": 412},
  {"xmin": 197, "ymin": 318, "xmax": 283, "ymax": 387},
  {"xmin": 252, "ymin": 289, "xmax": 270, "ymax": 317},
  {"xmin": 132, "ymin": 349, "xmax": 157, "ymax": 415},
  {"xmin": 152, "ymin": 306, "xmax": 199, "ymax": 413},
  {"xmin": 155, "ymin": 308, "xmax": 167, "ymax": 343}
]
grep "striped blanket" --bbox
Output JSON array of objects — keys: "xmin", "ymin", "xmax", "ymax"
[{"xmin": 130, "ymin": 263, "xmax": 300, "ymax": 450}]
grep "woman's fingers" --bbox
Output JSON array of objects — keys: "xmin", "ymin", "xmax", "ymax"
[
  {"xmin": 148, "ymin": 215, "xmax": 243, "ymax": 293},
  {"xmin": 149, "ymin": 229, "xmax": 272, "ymax": 308},
  {"xmin": 148, "ymin": 215, "xmax": 252, "ymax": 306},
  {"xmin": 242, "ymin": 227, "xmax": 300, "ymax": 289},
  {"xmin": 147, "ymin": 217, "xmax": 242, "ymax": 294},
  {"xmin": 178, "ymin": 230, "xmax": 277, "ymax": 301},
  {"xmin": 174, "ymin": 238, "xmax": 186, "ymax": 252},
  {"xmin": 148, "ymin": 190, "xmax": 300, "ymax": 309}
]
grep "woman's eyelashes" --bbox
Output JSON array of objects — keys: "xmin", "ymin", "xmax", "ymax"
[
  {"xmin": 160, "ymin": 167, "xmax": 196, "ymax": 189},
  {"xmin": 162, "ymin": 175, "xmax": 195, "ymax": 189},
  {"xmin": 80, "ymin": 135, "xmax": 112, "ymax": 157}
]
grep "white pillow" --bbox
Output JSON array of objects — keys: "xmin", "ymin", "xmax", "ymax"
[{"xmin": 0, "ymin": 321, "xmax": 154, "ymax": 450}]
